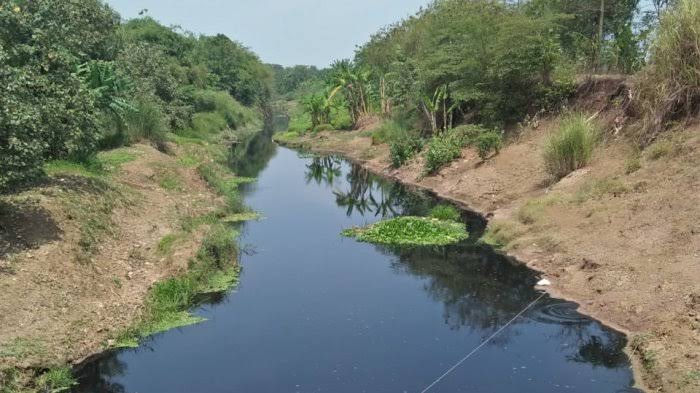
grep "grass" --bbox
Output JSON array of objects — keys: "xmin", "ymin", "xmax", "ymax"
[
  {"xmin": 429, "ymin": 204, "xmax": 461, "ymax": 222},
  {"xmin": 35, "ymin": 367, "xmax": 76, "ymax": 393},
  {"xmin": 342, "ymin": 216, "xmax": 468, "ymax": 246},
  {"xmin": 272, "ymin": 131, "xmax": 300, "ymax": 143},
  {"xmin": 480, "ymin": 220, "xmax": 526, "ymax": 249},
  {"xmin": 573, "ymin": 177, "xmax": 630, "ymax": 203},
  {"xmin": 624, "ymin": 154, "xmax": 642, "ymax": 174},
  {"xmin": 517, "ymin": 194, "xmax": 564, "ymax": 224},
  {"xmin": 113, "ymin": 224, "xmax": 240, "ymax": 348},
  {"xmin": 157, "ymin": 234, "xmax": 179, "ymax": 255},
  {"xmin": 371, "ymin": 120, "xmax": 406, "ymax": 145},
  {"xmin": 157, "ymin": 172, "xmax": 182, "ymax": 191},
  {"xmin": 44, "ymin": 148, "xmax": 139, "ymax": 178},
  {"xmin": 543, "ymin": 114, "xmax": 597, "ymax": 179},
  {"xmin": 633, "ymin": 0, "xmax": 700, "ymax": 145},
  {"xmin": 0, "ymin": 338, "xmax": 45, "ymax": 360}
]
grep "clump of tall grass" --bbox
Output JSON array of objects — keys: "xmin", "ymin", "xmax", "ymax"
[
  {"xmin": 191, "ymin": 89, "xmax": 257, "ymax": 130},
  {"xmin": 121, "ymin": 98, "xmax": 168, "ymax": 143},
  {"xmin": 371, "ymin": 120, "xmax": 406, "ymax": 145},
  {"xmin": 543, "ymin": 114, "xmax": 597, "ymax": 179},
  {"xmin": 633, "ymin": 0, "xmax": 700, "ymax": 145}
]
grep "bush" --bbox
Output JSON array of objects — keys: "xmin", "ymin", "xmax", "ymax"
[
  {"xmin": 191, "ymin": 112, "xmax": 228, "ymax": 134},
  {"xmin": 122, "ymin": 98, "xmax": 168, "ymax": 143},
  {"xmin": 390, "ymin": 134, "xmax": 423, "ymax": 168},
  {"xmin": 543, "ymin": 114, "xmax": 597, "ymax": 179},
  {"xmin": 371, "ymin": 120, "xmax": 406, "ymax": 145},
  {"xmin": 287, "ymin": 112, "xmax": 312, "ymax": 134},
  {"xmin": 429, "ymin": 204, "xmax": 461, "ymax": 221},
  {"xmin": 633, "ymin": 0, "xmax": 700, "ymax": 145},
  {"xmin": 191, "ymin": 89, "xmax": 256, "ymax": 130},
  {"xmin": 475, "ymin": 130, "xmax": 503, "ymax": 160}
]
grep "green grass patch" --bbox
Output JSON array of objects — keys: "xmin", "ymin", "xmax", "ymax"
[
  {"xmin": 573, "ymin": 178, "xmax": 630, "ymax": 203},
  {"xmin": 273, "ymin": 131, "xmax": 301, "ymax": 143},
  {"xmin": 157, "ymin": 234, "xmax": 180, "ymax": 255},
  {"xmin": 44, "ymin": 148, "xmax": 138, "ymax": 178},
  {"xmin": 543, "ymin": 114, "xmax": 597, "ymax": 179},
  {"xmin": 157, "ymin": 172, "xmax": 182, "ymax": 191},
  {"xmin": 517, "ymin": 194, "xmax": 564, "ymax": 224},
  {"xmin": 113, "ymin": 224, "xmax": 240, "ymax": 348},
  {"xmin": 35, "ymin": 367, "xmax": 75, "ymax": 393},
  {"xmin": 480, "ymin": 220, "xmax": 526, "ymax": 249},
  {"xmin": 342, "ymin": 216, "xmax": 468, "ymax": 246},
  {"xmin": 0, "ymin": 338, "xmax": 45, "ymax": 360},
  {"xmin": 222, "ymin": 211, "xmax": 260, "ymax": 223},
  {"xmin": 429, "ymin": 204, "xmax": 461, "ymax": 222}
]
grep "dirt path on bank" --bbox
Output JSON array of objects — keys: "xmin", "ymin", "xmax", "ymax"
[
  {"xmin": 280, "ymin": 123, "xmax": 699, "ymax": 392},
  {"xmin": 0, "ymin": 144, "xmax": 222, "ymax": 382}
]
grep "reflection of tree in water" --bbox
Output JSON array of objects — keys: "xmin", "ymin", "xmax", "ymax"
[
  {"xmin": 73, "ymin": 353, "xmax": 128, "ymax": 393},
  {"xmin": 569, "ymin": 331, "xmax": 629, "ymax": 368},
  {"xmin": 385, "ymin": 243, "xmax": 630, "ymax": 370},
  {"xmin": 304, "ymin": 160, "xmax": 434, "ymax": 218},
  {"xmin": 227, "ymin": 126, "xmax": 277, "ymax": 179},
  {"xmin": 305, "ymin": 156, "xmax": 342, "ymax": 186}
]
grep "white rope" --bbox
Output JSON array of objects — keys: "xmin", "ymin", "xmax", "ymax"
[{"xmin": 419, "ymin": 292, "xmax": 547, "ymax": 393}]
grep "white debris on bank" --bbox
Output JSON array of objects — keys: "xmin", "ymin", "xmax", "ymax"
[{"xmin": 536, "ymin": 278, "xmax": 551, "ymax": 286}]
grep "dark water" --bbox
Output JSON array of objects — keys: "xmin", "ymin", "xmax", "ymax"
[{"xmin": 75, "ymin": 132, "xmax": 639, "ymax": 393}]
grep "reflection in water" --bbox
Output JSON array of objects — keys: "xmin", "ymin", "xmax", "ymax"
[{"xmin": 75, "ymin": 147, "xmax": 636, "ymax": 393}]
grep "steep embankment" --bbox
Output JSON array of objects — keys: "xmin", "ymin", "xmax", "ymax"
[
  {"xmin": 0, "ymin": 139, "xmax": 247, "ymax": 389},
  {"xmin": 276, "ymin": 93, "xmax": 700, "ymax": 392}
]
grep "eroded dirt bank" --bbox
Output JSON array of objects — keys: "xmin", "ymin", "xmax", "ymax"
[
  {"xmin": 278, "ymin": 123, "xmax": 699, "ymax": 392},
  {"xmin": 0, "ymin": 142, "xmax": 233, "ymax": 388}
]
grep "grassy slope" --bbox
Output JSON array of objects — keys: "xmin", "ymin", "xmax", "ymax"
[{"xmin": 0, "ymin": 128, "xmax": 259, "ymax": 391}]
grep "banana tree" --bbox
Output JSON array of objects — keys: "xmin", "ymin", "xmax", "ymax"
[
  {"xmin": 327, "ymin": 60, "xmax": 373, "ymax": 126},
  {"xmin": 420, "ymin": 84, "xmax": 461, "ymax": 135},
  {"xmin": 302, "ymin": 93, "xmax": 332, "ymax": 127}
]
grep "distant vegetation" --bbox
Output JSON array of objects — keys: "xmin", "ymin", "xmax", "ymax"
[
  {"xmin": 276, "ymin": 0, "xmax": 696, "ymax": 179},
  {"xmin": 0, "ymin": 1, "xmax": 271, "ymax": 191}
]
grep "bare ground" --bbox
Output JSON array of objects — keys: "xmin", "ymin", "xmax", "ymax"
[
  {"xmin": 280, "ymin": 122, "xmax": 700, "ymax": 392},
  {"xmin": 0, "ymin": 143, "xmax": 223, "ymax": 383}
]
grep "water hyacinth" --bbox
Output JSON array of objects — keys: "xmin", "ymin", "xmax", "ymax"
[{"xmin": 342, "ymin": 216, "xmax": 468, "ymax": 246}]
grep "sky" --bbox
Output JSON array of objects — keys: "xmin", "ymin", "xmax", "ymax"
[{"xmin": 106, "ymin": 0, "xmax": 430, "ymax": 68}]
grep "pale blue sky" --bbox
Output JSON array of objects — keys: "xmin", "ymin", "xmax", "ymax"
[{"xmin": 106, "ymin": 0, "xmax": 430, "ymax": 68}]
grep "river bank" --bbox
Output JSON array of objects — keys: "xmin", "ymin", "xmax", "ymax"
[
  {"xmin": 0, "ymin": 130, "xmax": 256, "ymax": 390},
  {"xmin": 274, "ymin": 121, "xmax": 700, "ymax": 392}
]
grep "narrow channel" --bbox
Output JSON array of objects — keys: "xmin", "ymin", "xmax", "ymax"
[{"xmin": 75, "ymin": 131, "xmax": 639, "ymax": 392}]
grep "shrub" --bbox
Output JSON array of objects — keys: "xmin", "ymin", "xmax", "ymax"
[
  {"xmin": 191, "ymin": 112, "xmax": 228, "ymax": 134},
  {"xmin": 423, "ymin": 130, "xmax": 466, "ymax": 174},
  {"xmin": 543, "ymin": 114, "xmax": 597, "ymax": 179},
  {"xmin": 429, "ymin": 204, "xmax": 461, "ymax": 221},
  {"xmin": 633, "ymin": 0, "xmax": 700, "ymax": 145},
  {"xmin": 191, "ymin": 89, "xmax": 256, "ymax": 130},
  {"xmin": 35, "ymin": 367, "xmax": 76, "ymax": 392},
  {"xmin": 121, "ymin": 98, "xmax": 168, "ymax": 143},
  {"xmin": 390, "ymin": 134, "xmax": 423, "ymax": 168},
  {"xmin": 371, "ymin": 120, "xmax": 406, "ymax": 145},
  {"xmin": 287, "ymin": 112, "xmax": 312, "ymax": 134},
  {"xmin": 475, "ymin": 130, "xmax": 503, "ymax": 160}
]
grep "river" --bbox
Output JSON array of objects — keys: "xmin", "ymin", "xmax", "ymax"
[{"xmin": 75, "ymin": 131, "xmax": 639, "ymax": 392}]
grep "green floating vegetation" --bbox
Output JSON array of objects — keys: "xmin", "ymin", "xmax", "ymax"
[{"xmin": 342, "ymin": 216, "xmax": 468, "ymax": 246}]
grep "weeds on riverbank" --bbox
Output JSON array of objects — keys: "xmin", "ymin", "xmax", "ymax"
[
  {"xmin": 543, "ymin": 114, "xmax": 597, "ymax": 179},
  {"xmin": 429, "ymin": 204, "xmax": 461, "ymax": 222},
  {"xmin": 342, "ymin": 216, "xmax": 468, "ymax": 246}
]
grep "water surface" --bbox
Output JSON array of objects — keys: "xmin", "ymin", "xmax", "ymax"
[{"xmin": 76, "ymin": 133, "xmax": 638, "ymax": 393}]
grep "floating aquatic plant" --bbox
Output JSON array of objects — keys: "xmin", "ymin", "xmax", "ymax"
[{"xmin": 342, "ymin": 216, "xmax": 468, "ymax": 246}]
